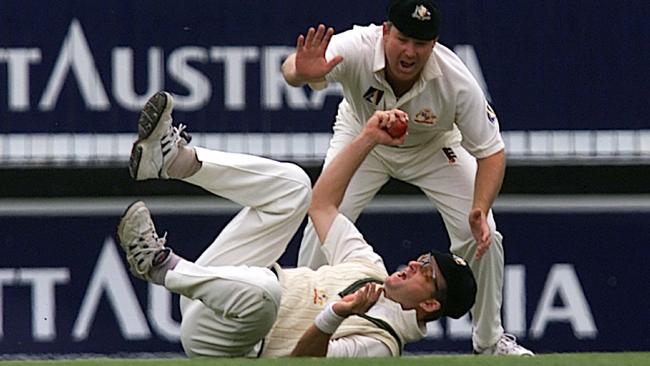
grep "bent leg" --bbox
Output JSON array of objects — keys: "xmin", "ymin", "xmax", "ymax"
[
  {"xmin": 174, "ymin": 147, "xmax": 311, "ymax": 352},
  {"xmin": 165, "ymin": 260, "xmax": 282, "ymax": 357},
  {"xmin": 183, "ymin": 147, "xmax": 312, "ymax": 268}
]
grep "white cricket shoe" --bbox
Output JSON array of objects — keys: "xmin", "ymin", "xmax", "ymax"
[
  {"xmin": 475, "ymin": 333, "xmax": 534, "ymax": 356},
  {"xmin": 116, "ymin": 201, "xmax": 169, "ymax": 283},
  {"xmin": 128, "ymin": 91, "xmax": 191, "ymax": 180}
]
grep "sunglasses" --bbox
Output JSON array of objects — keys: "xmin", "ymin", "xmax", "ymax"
[{"xmin": 416, "ymin": 252, "xmax": 439, "ymax": 294}]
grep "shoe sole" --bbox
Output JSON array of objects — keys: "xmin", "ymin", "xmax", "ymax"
[
  {"xmin": 128, "ymin": 92, "xmax": 173, "ymax": 179},
  {"xmin": 116, "ymin": 200, "xmax": 146, "ymax": 247}
]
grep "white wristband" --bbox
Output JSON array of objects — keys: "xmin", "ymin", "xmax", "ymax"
[{"xmin": 314, "ymin": 302, "xmax": 346, "ymax": 334}]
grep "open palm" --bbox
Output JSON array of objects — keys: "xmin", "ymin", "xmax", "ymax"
[
  {"xmin": 294, "ymin": 24, "xmax": 343, "ymax": 81},
  {"xmin": 333, "ymin": 283, "xmax": 383, "ymax": 317}
]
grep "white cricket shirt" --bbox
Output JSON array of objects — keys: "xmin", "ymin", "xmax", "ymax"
[{"xmin": 324, "ymin": 24, "xmax": 504, "ymax": 159}]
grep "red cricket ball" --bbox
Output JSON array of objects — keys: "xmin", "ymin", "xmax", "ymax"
[{"xmin": 386, "ymin": 119, "xmax": 408, "ymax": 138}]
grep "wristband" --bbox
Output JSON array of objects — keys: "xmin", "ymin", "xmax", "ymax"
[{"xmin": 314, "ymin": 302, "xmax": 346, "ymax": 334}]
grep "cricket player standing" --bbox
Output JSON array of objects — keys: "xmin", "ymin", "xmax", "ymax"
[{"xmin": 282, "ymin": 0, "xmax": 533, "ymax": 356}]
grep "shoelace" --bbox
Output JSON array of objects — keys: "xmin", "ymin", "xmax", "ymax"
[
  {"xmin": 173, "ymin": 123, "xmax": 192, "ymax": 144},
  {"xmin": 128, "ymin": 226, "xmax": 168, "ymax": 276},
  {"xmin": 496, "ymin": 333, "xmax": 522, "ymax": 354}
]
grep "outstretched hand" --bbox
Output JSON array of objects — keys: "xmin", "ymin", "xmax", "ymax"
[
  {"xmin": 294, "ymin": 24, "xmax": 343, "ymax": 82},
  {"xmin": 332, "ymin": 283, "xmax": 383, "ymax": 317},
  {"xmin": 469, "ymin": 208, "xmax": 492, "ymax": 259}
]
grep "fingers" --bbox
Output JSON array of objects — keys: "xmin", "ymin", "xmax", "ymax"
[
  {"xmin": 474, "ymin": 219, "xmax": 492, "ymax": 259},
  {"xmin": 369, "ymin": 283, "xmax": 383, "ymax": 302},
  {"xmin": 334, "ymin": 283, "xmax": 382, "ymax": 317},
  {"xmin": 372, "ymin": 110, "xmax": 396, "ymax": 127},
  {"xmin": 312, "ymin": 24, "xmax": 326, "ymax": 47},
  {"xmin": 323, "ymin": 26, "xmax": 335, "ymax": 45},
  {"xmin": 326, "ymin": 55, "xmax": 344, "ymax": 71},
  {"xmin": 357, "ymin": 283, "xmax": 382, "ymax": 309},
  {"xmin": 469, "ymin": 209, "xmax": 492, "ymax": 259},
  {"xmin": 305, "ymin": 27, "xmax": 316, "ymax": 47},
  {"xmin": 387, "ymin": 111, "xmax": 397, "ymax": 127},
  {"xmin": 475, "ymin": 241, "xmax": 487, "ymax": 259},
  {"xmin": 475, "ymin": 230, "xmax": 491, "ymax": 259},
  {"xmin": 394, "ymin": 109, "xmax": 409, "ymax": 123},
  {"xmin": 301, "ymin": 24, "xmax": 335, "ymax": 49},
  {"xmin": 372, "ymin": 109, "xmax": 408, "ymax": 129}
]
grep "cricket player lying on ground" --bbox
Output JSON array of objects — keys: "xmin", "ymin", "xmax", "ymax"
[{"xmin": 117, "ymin": 91, "xmax": 477, "ymax": 357}]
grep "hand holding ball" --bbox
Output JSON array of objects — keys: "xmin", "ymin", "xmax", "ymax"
[{"xmin": 385, "ymin": 118, "xmax": 408, "ymax": 138}]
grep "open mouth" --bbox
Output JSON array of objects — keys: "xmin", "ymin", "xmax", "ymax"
[
  {"xmin": 399, "ymin": 60, "xmax": 416, "ymax": 72},
  {"xmin": 397, "ymin": 271, "xmax": 409, "ymax": 280}
]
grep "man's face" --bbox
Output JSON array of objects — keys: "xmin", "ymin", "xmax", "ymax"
[
  {"xmin": 382, "ymin": 23, "xmax": 436, "ymax": 87},
  {"xmin": 384, "ymin": 252, "xmax": 444, "ymax": 310}
]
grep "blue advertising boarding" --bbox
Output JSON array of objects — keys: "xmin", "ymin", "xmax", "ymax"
[
  {"xmin": 1, "ymin": 0, "xmax": 649, "ymax": 133},
  {"xmin": 0, "ymin": 208, "xmax": 649, "ymax": 354}
]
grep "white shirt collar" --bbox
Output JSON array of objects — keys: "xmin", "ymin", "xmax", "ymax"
[{"xmin": 368, "ymin": 293, "xmax": 427, "ymax": 344}]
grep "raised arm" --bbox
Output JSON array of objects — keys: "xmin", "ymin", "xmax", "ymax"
[
  {"xmin": 308, "ymin": 110, "xmax": 408, "ymax": 245},
  {"xmin": 282, "ymin": 24, "xmax": 344, "ymax": 87}
]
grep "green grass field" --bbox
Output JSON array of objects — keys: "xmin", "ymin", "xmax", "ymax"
[{"xmin": 1, "ymin": 353, "xmax": 648, "ymax": 366}]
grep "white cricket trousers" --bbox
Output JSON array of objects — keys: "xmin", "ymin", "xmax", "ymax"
[
  {"xmin": 162, "ymin": 147, "xmax": 312, "ymax": 357},
  {"xmin": 298, "ymin": 105, "xmax": 505, "ymax": 350}
]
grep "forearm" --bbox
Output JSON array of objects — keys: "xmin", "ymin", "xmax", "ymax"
[
  {"xmin": 282, "ymin": 53, "xmax": 305, "ymax": 87},
  {"xmin": 308, "ymin": 110, "xmax": 405, "ymax": 243},
  {"xmin": 311, "ymin": 132, "xmax": 376, "ymax": 211},
  {"xmin": 472, "ymin": 149, "xmax": 505, "ymax": 214},
  {"xmin": 289, "ymin": 325, "xmax": 332, "ymax": 357},
  {"xmin": 291, "ymin": 301, "xmax": 349, "ymax": 357},
  {"xmin": 307, "ymin": 132, "xmax": 376, "ymax": 243}
]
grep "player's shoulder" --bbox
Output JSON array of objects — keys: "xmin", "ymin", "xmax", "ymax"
[
  {"xmin": 432, "ymin": 42, "xmax": 483, "ymax": 92},
  {"xmin": 432, "ymin": 43, "xmax": 471, "ymax": 75},
  {"xmin": 332, "ymin": 23, "xmax": 381, "ymax": 52}
]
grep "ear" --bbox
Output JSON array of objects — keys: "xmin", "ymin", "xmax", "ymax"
[
  {"xmin": 419, "ymin": 298, "xmax": 441, "ymax": 313},
  {"xmin": 383, "ymin": 22, "xmax": 390, "ymax": 37}
]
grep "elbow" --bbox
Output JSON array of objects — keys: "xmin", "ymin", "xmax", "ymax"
[{"xmin": 307, "ymin": 201, "xmax": 324, "ymax": 221}]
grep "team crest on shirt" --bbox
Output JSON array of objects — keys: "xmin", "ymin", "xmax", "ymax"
[
  {"xmin": 486, "ymin": 103, "xmax": 498, "ymax": 124},
  {"xmin": 411, "ymin": 5, "xmax": 432, "ymax": 21},
  {"xmin": 453, "ymin": 255, "xmax": 468, "ymax": 266},
  {"xmin": 414, "ymin": 108, "xmax": 437, "ymax": 125},
  {"xmin": 363, "ymin": 86, "xmax": 384, "ymax": 106},
  {"xmin": 313, "ymin": 288, "xmax": 329, "ymax": 306}
]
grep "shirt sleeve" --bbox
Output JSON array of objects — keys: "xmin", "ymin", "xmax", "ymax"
[
  {"xmin": 324, "ymin": 31, "xmax": 348, "ymax": 83},
  {"xmin": 326, "ymin": 335, "xmax": 393, "ymax": 357},
  {"xmin": 321, "ymin": 214, "xmax": 384, "ymax": 267},
  {"xmin": 455, "ymin": 86, "xmax": 505, "ymax": 158}
]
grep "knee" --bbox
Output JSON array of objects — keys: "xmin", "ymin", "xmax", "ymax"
[
  {"xmin": 259, "ymin": 274, "xmax": 283, "ymax": 310},
  {"xmin": 283, "ymin": 163, "xmax": 312, "ymax": 215}
]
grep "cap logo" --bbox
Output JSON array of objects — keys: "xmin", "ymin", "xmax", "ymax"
[
  {"xmin": 453, "ymin": 255, "xmax": 467, "ymax": 266},
  {"xmin": 411, "ymin": 4, "xmax": 432, "ymax": 21}
]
